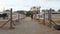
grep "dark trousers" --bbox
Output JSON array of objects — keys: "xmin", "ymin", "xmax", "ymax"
[{"xmin": 31, "ymin": 15, "xmax": 33, "ymax": 19}]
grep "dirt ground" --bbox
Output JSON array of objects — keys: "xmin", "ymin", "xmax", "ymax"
[{"xmin": 0, "ymin": 17, "xmax": 60, "ymax": 34}]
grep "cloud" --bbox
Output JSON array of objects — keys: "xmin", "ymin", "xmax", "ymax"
[
  {"xmin": 18, "ymin": 0, "xmax": 24, "ymax": 1},
  {"xmin": 0, "ymin": 0, "xmax": 60, "ymax": 11}
]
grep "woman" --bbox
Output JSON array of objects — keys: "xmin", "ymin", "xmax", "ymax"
[{"xmin": 31, "ymin": 14, "xmax": 33, "ymax": 19}]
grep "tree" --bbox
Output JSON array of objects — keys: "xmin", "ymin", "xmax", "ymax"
[
  {"xmin": 58, "ymin": 9, "xmax": 60, "ymax": 12},
  {"xmin": 3, "ymin": 9, "xmax": 10, "ymax": 12},
  {"xmin": 26, "ymin": 11, "xmax": 32, "ymax": 16},
  {"xmin": 15, "ymin": 10, "xmax": 25, "ymax": 14},
  {"xmin": 49, "ymin": 8, "xmax": 55, "ymax": 12},
  {"xmin": 30, "ymin": 6, "xmax": 41, "ymax": 14}
]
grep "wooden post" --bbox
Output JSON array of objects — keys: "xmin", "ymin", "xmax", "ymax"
[
  {"xmin": 18, "ymin": 13, "xmax": 19, "ymax": 23},
  {"xmin": 39, "ymin": 8, "xmax": 40, "ymax": 22},
  {"xmin": 43, "ymin": 11, "xmax": 45, "ymax": 25},
  {"xmin": 10, "ymin": 8, "xmax": 14, "ymax": 29},
  {"xmin": 48, "ymin": 8, "xmax": 52, "ymax": 27}
]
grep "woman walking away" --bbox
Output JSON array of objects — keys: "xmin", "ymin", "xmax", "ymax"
[{"xmin": 31, "ymin": 14, "xmax": 33, "ymax": 19}]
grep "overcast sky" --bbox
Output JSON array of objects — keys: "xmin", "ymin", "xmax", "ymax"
[{"xmin": 0, "ymin": 0, "xmax": 60, "ymax": 11}]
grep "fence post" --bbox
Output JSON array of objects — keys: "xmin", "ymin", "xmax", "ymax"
[
  {"xmin": 48, "ymin": 8, "xmax": 52, "ymax": 28},
  {"xmin": 43, "ymin": 11, "xmax": 45, "ymax": 25},
  {"xmin": 9, "ymin": 8, "xmax": 14, "ymax": 29},
  {"xmin": 18, "ymin": 13, "xmax": 19, "ymax": 23}
]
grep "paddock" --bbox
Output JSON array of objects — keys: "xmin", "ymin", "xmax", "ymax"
[
  {"xmin": 33, "ymin": 9, "xmax": 60, "ymax": 30},
  {"xmin": 0, "ymin": 8, "xmax": 26, "ymax": 29},
  {"xmin": 0, "ymin": 9, "xmax": 60, "ymax": 34}
]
